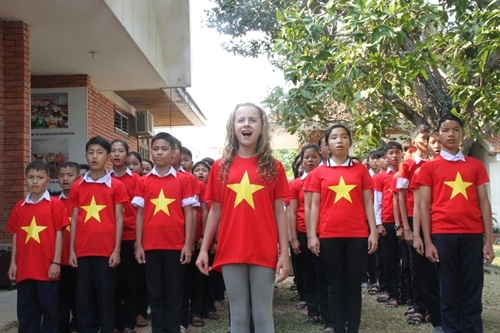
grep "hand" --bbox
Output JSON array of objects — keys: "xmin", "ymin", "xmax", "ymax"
[
  {"xmin": 483, "ymin": 243, "xmax": 495, "ymax": 264},
  {"xmin": 396, "ymin": 227, "xmax": 404, "ymax": 240},
  {"xmin": 7, "ymin": 262, "xmax": 16, "ymax": 281},
  {"xmin": 196, "ymin": 250, "xmax": 211, "ymax": 276},
  {"xmin": 377, "ymin": 225, "xmax": 387, "ymax": 237},
  {"xmin": 291, "ymin": 238, "xmax": 301, "ymax": 255},
  {"xmin": 368, "ymin": 233, "xmax": 378, "ymax": 254},
  {"xmin": 180, "ymin": 243, "xmax": 194, "ymax": 264},
  {"xmin": 425, "ymin": 243, "xmax": 440, "ymax": 263},
  {"xmin": 308, "ymin": 235, "xmax": 320, "ymax": 257},
  {"xmin": 404, "ymin": 228, "xmax": 414, "ymax": 245},
  {"xmin": 109, "ymin": 251, "xmax": 120, "ymax": 268},
  {"xmin": 413, "ymin": 236, "xmax": 424, "ymax": 256},
  {"xmin": 135, "ymin": 245, "xmax": 146, "ymax": 264},
  {"xmin": 69, "ymin": 251, "xmax": 78, "ymax": 268},
  {"xmin": 275, "ymin": 253, "xmax": 290, "ymax": 283},
  {"xmin": 48, "ymin": 263, "xmax": 60, "ymax": 279}
]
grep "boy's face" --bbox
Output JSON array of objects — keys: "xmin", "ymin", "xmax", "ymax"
[
  {"xmin": 85, "ymin": 144, "xmax": 110, "ymax": 170},
  {"xmin": 368, "ymin": 156, "xmax": 378, "ymax": 170},
  {"xmin": 171, "ymin": 144, "xmax": 181, "ymax": 167},
  {"xmin": 385, "ymin": 148, "xmax": 401, "ymax": 168},
  {"xmin": 180, "ymin": 153, "xmax": 193, "ymax": 172},
  {"xmin": 57, "ymin": 167, "xmax": 79, "ymax": 192},
  {"xmin": 428, "ymin": 135, "xmax": 441, "ymax": 157},
  {"xmin": 151, "ymin": 139, "xmax": 173, "ymax": 167},
  {"xmin": 412, "ymin": 133, "xmax": 429, "ymax": 154},
  {"xmin": 26, "ymin": 169, "xmax": 50, "ymax": 195},
  {"xmin": 377, "ymin": 156, "xmax": 388, "ymax": 170},
  {"xmin": 79, "ymin": 168, "xmax": 88, "ymax": 177},
  {"xmin": 193, "ymin": 165, "xmax": 209, "ymax": 184},
  {"xmin": 439, "ymin": 120, "xmax": 463, "ymax": 151}
]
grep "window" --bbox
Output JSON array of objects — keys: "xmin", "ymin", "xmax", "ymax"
[{"xmin": 114, "ymin": 109, "xmax": 129, "ymax": 136}]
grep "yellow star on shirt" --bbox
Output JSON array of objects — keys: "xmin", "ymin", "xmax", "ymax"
[
  {"xmin": 328, "ymin": 176, "xmax": 357, "ymax": 203},
  {"xmin": 21, "ymin": 217, "xmax": 47, "ymax": 244},
  {"xmin": 444, "ymin": 172, "xmax": 473, "ymax": 199},
  {"xmin": 150, "ymin": 189, "xmax": 176, "ymax": 216},
  {"xmin": 226, "ymin": 171, "xmax": 265, "ymax": 209},
  {"xmin": 81, "ymin": 196, "xmax": 107, "ymax": 223}
]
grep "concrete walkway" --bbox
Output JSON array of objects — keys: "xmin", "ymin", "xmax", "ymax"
[{"xmin": 0, "ymin": 288, "xmax": 17, "ymax": 330}]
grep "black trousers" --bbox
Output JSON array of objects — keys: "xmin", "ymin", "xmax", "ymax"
[
  {"xmin": 114, "ymin": 240, "xmax": 139, "ymax": 330},
  {"xmin": 362, "ymin": 252, "xmax": 377, "ymax": 285},
  {"xmin": 181, "ymin": 251, "xmax": 194, "ymax": 328},
  {"xmin": 136, "ymin": 263, "xmax": 148, "ymax": 317},
  {"xmin": 58, "ymin": 265, "xmax": 77, "ymax": 333},
  {"xmin": 76, "ymin": 256, "xmax": 117, "ymax": 333},
  {"xmin": 145, "ymin": 250, "xmax": 185, "ymax": 333},
  {"xmin": 400, "ymin": 238, "xmax": 412, "ymax": 303},
  {"xmin": 374, "ymin": 247, "xmax": 387, "ymax": 292},
  {"xmin": 17, "ymin": 280, "xmax": 59, "ymax": 333},
  {"xmin": 433, "ymin": 234, "xmax": 484, "ymax": 333},
  {"xmin": 214, "ymin": 270, "xmax": 225, "ymax": 302},
  {"xmin": 380, "ymin": 223, "xmax": 401, "ymax": 299},
  {"xmin": 190, "ymin": 250, "xmax": 216, "ymax": 317},
  {"xmin": 290, "ymin": 243, "xmax": 305, "ymax": 301},
  {"xmin": 321, "ymin": 238, "xmax": 368, "ymax": 333}
]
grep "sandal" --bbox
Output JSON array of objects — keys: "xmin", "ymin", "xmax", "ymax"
[
  {"xmin": 290, "ymin": 283, "xmax": 297, "ymax": 291},
  {"xmin": 191, "ymin": 315, "xmax": 205, "ymax": 327},
  {"xmin": 304, "ymin": 316, "xmax": 320, "ymax": 325},
  {"xmin": 385, "ymin": 298, "xmax": 398, "ymax": 308},
  {"xmin": 214, "ymin": 300, "xmax": 224, "ymax": 311},
  {"xmin": 407, "ymin": 313, "xmax": 424, "ymax": 326},
  {"xmin": 203, "ymin": 311, "xmax": 219, "ymax": 320},
  {"xmin": 296, "ymin": 301, "xmax": 307, "ymax": 310},
  {"xmin": 136, "ymin": 314, "xmax": 148, "ymax": 327},
  {"xmin": 368, "ymin": 284, "xmax": 379, "ymax": 295},
  {"xmin": 376, "ymin": 292, "xmax": 389, "ymax": 303},
  {"xmin": 323, "ymin": 327, "xmax": 334, "ymax": 333},
  {"xmin": 404, "ymin": 306, "xmax": 415, "ymax": 316}
]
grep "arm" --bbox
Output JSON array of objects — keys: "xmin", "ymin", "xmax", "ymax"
[
  {"xmin": 196, "ymin": 202, "xmax": 222, "ymax": 276},
  {"xmin": 181, "ymin": 205, "xmax": 194, "ymax": 264},
  {"xmin": 109, "ymin": 203, "xmax": 124, "ymax": 268},
  {"xmin": 69, "ymin": 207, "xmax": 78, "ymax": 267},
  {"xmin": 363, "ymin": 190, "xmax": 378, "ymax": 254},
  {"xmin": 48, "ymin": 230, "xmax": 63, "ymax": 279},
  {"xmin": 288, "ymin": 199, "xmax": 301, "ymax": 255},
  {"xmin": 477, "ymin": 185, "xmax": 495, "ymax": 263},
  {"xmin": 412, "ymin": 190, "xmax": 424, "ymax": 255},
  {"xmin": 420, "ymin": 185, "xmax": 439, "ymax": 263},
  {"xmin": 7, "ymin": 235, "xmax": 17, "ymax": 281},
  {"xmin": 393, "ymin": 191, "xmax": 404, "ymax": 239},
  {"xmin": 398, "ymin": 189, "xmax": 413, "ymax": 243},
  {"xmin": 374, "ymin": 190, "xmax": 387, "ymax": 236},
  {"xmin": 134, "ymin": 207, "xmax": 145, "ymax": 264},
  {"xmin": 307, "ymin": 192, "xmax": 321, "ymax": 256},
  {"xmin": 198, "ymin": 203, "xmax": 208, "ymax": 248},
  {"xmin": 274, "ymin": 198, "xmax": 290, "ymax": 283}
]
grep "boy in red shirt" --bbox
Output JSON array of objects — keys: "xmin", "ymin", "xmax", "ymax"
[
  {"xmin": 69, "ymin": 136, "xmax": 129, "ymax": 333},
  {"xmin": 418, "ymin": 114, "xmax": 494, "ymax": 333},
  {"xmin": 133, "ymin": 132, "xmax": 195, "ymax": 333},
  {"xmin": 7, "ymin": 161, "xmax": 69, "ymax": 333},
  {"xmin": 374, "ymin": 141, "xmax": 402, "ymax": 308}
]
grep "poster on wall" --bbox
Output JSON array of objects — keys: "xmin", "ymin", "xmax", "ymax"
[{"xmin": 31, "ymin": 89, "xmax": 87, "ymax": 195}]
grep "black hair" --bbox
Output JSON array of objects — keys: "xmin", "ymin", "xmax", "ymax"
[
  {"xmin": 128, "ymin": 151, "xmax": 142, "ymax": 164},
  {"xmin": 410, "ymin": 124, "xmax": 430, "ymax": 141},
  {"xmin": 142, "ymin": 158, "xmax": 154, "ymax": 168},
  {"xmin": 181, "ymin": 147, "xmax": 192, "ymax": 159},
  {"xmin": 57, "ymin": 161, "xmax": 80, "ymax": 174},
  {"xmin": 438, "ymin": 113, "xmax": 463, "ymax": 130},
  {"xmin": 324, "ymin": 123, "xmax": 352, "ymax": 144},
  {"xmin": 300, "ymin": 144, "xmax": 320, "ymax": 161},
  {"xmin": 111, "ymin": 139, "xmax": 130, "ymax": 154},
  {"xmin": 174, "ymin": 137, "xmax": 183, "ymax": 152},
  {"xmin": 292, "ymin": 154, "xmax": 302, "ymax": 179},
  {"xmin": 201, "ymin": 157, "xmax": 215, "ymax": 166},
  {"xmin": 86, "ymin": 136, "xmax": 111, "ymax": 154},
  {"xmin": 429, "ymin": 128, "xmax": 439, "ymax": 138},
  {"xmin": 79, "ymin": 164, "xmax": 89, "ymax": 172},
  {"xmin": 192, "ymin": 161, "xmax": 211, "ymax": 175},
  {"xmin": 317, "ymin": 134, "xmax": 326, "ymax": 147},
  {"xmin": 402, "ymin": 139, "xmax": 412, "ymax": 152},
  {"xmin": 384, "ymin": 141, "xmax": 403, "ymax": 153},
  {"xmin": 375, "ymin": 148, "xmax": 385, "ymax": 159},
  {"xmin": 368, "ymin": 150, "xmax": 378, "ymax": 159},
  {"xmin": 26, "ymin": 160, "xmax": 50, "ymax": 176},
  {"xmin": 151, "ymin": 132, "xmax": 176, "ymax": 149}
]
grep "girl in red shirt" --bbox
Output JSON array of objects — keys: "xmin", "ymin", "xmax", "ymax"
[
  {"xmin": 307, "ymin": 124, "xmax": 378, "ymax": 333},
  {"xmin": 196, "ymin": 103, "xmax": 289, "ymax": 333}
]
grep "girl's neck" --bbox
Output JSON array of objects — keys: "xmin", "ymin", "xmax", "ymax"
[
  {"xmin": 63, "ymin": 190, "xmax": 70, "ymax": 197},
  {"xmin": 236, "ymin": 145, "xmax": 257, "ymax": 158},
  {"xmin": 113, "ymin": 164, "xmax": 127, "ymax": 176},
  {"xmin": 330, "ymin": 154, "xmax": 348, "ymax": 166}
]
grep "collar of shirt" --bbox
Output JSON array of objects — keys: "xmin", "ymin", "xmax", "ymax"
[
  {"xmin": 150, "ymin": 166, "xmax": 177, "ymax": 178},
  {"xmin": 59, "ymin": 192, "xmax": 69, "ymax": 200},
  {"xmin": 318, "ymin": 160, "xmax": 324, "ymax": 166},
  {"xmin": 326, "ymin": 157, "xmax": 353, "ymax": 167},
  {"xmin": 300, "ymin": 171, "xmax": 308, "ymax": 180},
  {"xmin": 81, "ymin": 170, "xmax": 112, "ymax": 188},
  {"xmin": 387, "ymin": 166, "xmax": 396, "ymax": 174},
  {"xmin": 440, "ymin": 149, "xmax": 465, "ymax": 162},
  {"xmin": 110, "ymin": 167, "xmax": 132, "ymax": 177},
  {"xmin": 412, "ymin": 152, "xmax": 427, "ymax": 164},
  {"xmin": 22, "ymin": 190, "xmax": 51, "ymax": 206},
  {"xmin": 369, "ymin": 169, "xmax": 376, "ymax": 177}
]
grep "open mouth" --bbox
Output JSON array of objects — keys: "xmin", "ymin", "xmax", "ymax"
[{"xmin": 242, "ymin": 131, "xmax": 252, "ymax": 137}]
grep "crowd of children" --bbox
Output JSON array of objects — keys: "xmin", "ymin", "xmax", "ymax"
[{"xmin": 6, "ymin": 108, "xmax": 496, "ymax": 333}]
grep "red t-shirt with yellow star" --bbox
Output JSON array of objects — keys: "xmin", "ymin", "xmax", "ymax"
[
  {"xmin": 206, "ymin": 156, "xmax": 289, "ymax": 271},
  {"xmin": 69, "ymin": 178, "xmax": 128, "ymax": 257},
  {"xmin": 307, "ymin": 163, "xmax": 373, "ymax": 238},
  {"xmin": 289, "ymin": 177, "xmax": 307, "ymax": 233},
  {"xmin": 111, "ymin": 171, "xmax": 140, "ymax": 241},
  {"xmin": 417, "ymin": 155, "xmax": 489, "ymax": 234},
  {"xmin": 58, "ymin": 196, "xmax": 73, "ymax": 266},
  {"xmin": 7, "ymin": 197, "xmax": 69, "ymax": 282},
  {"xmin": 134, "ymin": 171, "xmax": 194, "ymax": 251}
]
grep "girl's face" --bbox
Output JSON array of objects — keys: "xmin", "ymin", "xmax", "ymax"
[
  {"xmin": 111, "ymin": 142, "xmax": 128, "ymax": 168},
  {"xmin": 319, "ymin": 137, "xmax": 330, "ymax": 160},
  {"xmin": 127, "ymin": 155, "xmax": 142, "ymax": 174},
  {"xmin": 193, "ymin": 165, "xmax": 209, "ymax": 184},
  {"xmin": 302, "ymin": 148, "xmax": 321, "ymax": 172},
  {"xmin": 142, "ymin": 161, "xmax": 153, "ymax": 175},
  {"xmin": 328, "ymin": 127, "xmax": 351, "ymax": 156},
  {"xmin": 234, "ymin": 106, "xmax": 262, "ymax": 150}
]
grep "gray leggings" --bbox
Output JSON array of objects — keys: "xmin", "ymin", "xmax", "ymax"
[{"xmin": 222, "ymin": 264, "xmax": 275, "ymax": 333}]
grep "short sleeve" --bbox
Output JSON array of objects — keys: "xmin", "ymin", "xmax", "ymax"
[
  {"xmin": 180, "ymin": 173, "xmax": 196, "ymax": 200},
  {"xmin": 475, "ymin": 160, "xmax": 489, "ymax": 186},
  {"xmin": 289, "ymin": 180, "xmax": 299, "ymax": 200},
  {"xmin": 205, "ymin": 159, "xmax": 222, "ymax": 202},
  {"xmin": 6, "ymin": 202, "xmax": 20, "ymax": 233},
  {"xmin": 373, "ymin": 174, "xmax": 383, "ymax": 192},
  {"xmin": 416, "ymin": 162, "xmax": 432, "ymax": 187},
  {"xmin": 273, "ymin": 161, "xmax": 290, "ymax": 199},
  {"xmin": 390, "ymin": 175, "xmax": 399, "ymax": 193},
  {"xmin": 361, "ymin": 166, "xmax": 374, "ymax": 191},
  {"xmin": 53, "ymin": 200, "xmax": 70, "ymax": 231},
  {"xmin": 306, "ymin": 168, "xmax": 321, "ymax": 193},
  {"xmin": 113, "ymin": 180, "xmax": 129, "ymax": 205},
  {"xmin": 68, "ymin": 181, "xmax": 80, "ymax": 207}
]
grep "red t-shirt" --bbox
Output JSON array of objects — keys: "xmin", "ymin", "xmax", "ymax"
[
  {"xmin": 374, "ymin": 169, "xmax": 397, "ymax": 223},
  {"xmin": 69, "ymin": 178, "xmax": 129, "ymax": 257},
  {"xmin": 396, "ymin": 159, "xmax": 426, "ymax": 217},
  {"xmin": 289, "ymin": 177, "xmax": 307, "ymax": 233},
  {"xmin": 206, "ymin": 156, "xmax": 289, "ymax": 271},
  {"xmin": 135, "ymin": 171, "xmax": 194, "ymax": 251},
  {"xmin": 111, "ymin": 171, "xmax": 140, "ymax": 241},
  {"xmin": 417, "ymin": 156, "xmax": 489, "ymax": 234},
  {"xmin": 307, "ymin": 163, "xmax": 373, "ymax": 238},
  {"xmin": 7, "ymin": 197, "xmax": 69, "ymax": 282},
  {"xmin": 58, "ymin": 196, "xmax": 73, "ymax": 266}
]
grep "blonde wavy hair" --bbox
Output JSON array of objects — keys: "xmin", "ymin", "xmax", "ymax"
[{"xmin": 219, "ymin": 103, "xmax": 277, "ymax": 182}]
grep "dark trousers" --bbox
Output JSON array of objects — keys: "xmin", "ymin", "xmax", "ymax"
[
  {"xmin": 190, "ymin": 250, "xmax": 216, "ymax": 317},
  {"xmin": 321, "ymin": 238, "xmax": 367, "ymax": 333},
  {"xmin": 400, "ymin": 238, "xmax": 412, "ymax": 304},
  {"xmin": 214, "ymin": 270, "xmax": 225, "ymax": 302},
  {"xmin": 362, "ymin": 252, "xmax": 377, "ymax": 285},
  {"xmin": 375, "ymin": 247, "xmax": 387, "ymax": 292},
  {"xmin": 76, "ymin": 256, "xmax": 118, "ymax": 333},
  {"xmin": 114, "ymin": 240, "xmax": 139, "ymax": 330},
  {"xmin": 17, "ymin": 280, "xmax": 59, "ymax": 333},
  {"xmin": 136, "ymin": 264, "xmax": 148, "ymax": 317},
  {"xmin": 145, "ymin": 250, "xmax": 185, "ymax": 333},
  {"xmin": 181, "ymin": 252, "xmax": 194, "ymax": 328},
  {"xmin": 290, "ymin": 244, "xmax": 305, "ymax": 301},
  {"xmin": 58, "ymin": 265, "xmax": 77, "ymax": 333},
  {"xmin": 380, "ymin": 223, "xmax": 401, "ymax": 299},
  {"xmin": 433, "ymin": 234, "xmax": 484, "ymax": 333}
]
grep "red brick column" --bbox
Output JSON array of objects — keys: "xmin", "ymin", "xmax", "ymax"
[{"xmin": 0, "ymin": 21, "xmax": 31, "ymax": 245}]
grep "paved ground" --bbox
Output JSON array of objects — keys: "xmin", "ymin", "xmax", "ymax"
[{"xmin": 0, "ymin": 288, "xmax": 17, "ymax": 330}]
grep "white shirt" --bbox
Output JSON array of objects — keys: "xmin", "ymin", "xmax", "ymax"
[
  {"xmin": 440, "ymin": 149, "xmax": 466, "ymax": 162},
  {"xmin": 110, "ymin": 167, "xmax": 133, "ymax": 177},
  {"xmin": 22, "ymin": 190, "xmax": 51, "ymax": 206},
  {"xmin": 80, "ymin": 170, "xmax": 112, "ymax": 188},
  {"xmin": 374, "ymin": 167, "xmax": 396, "ymax": 225}
]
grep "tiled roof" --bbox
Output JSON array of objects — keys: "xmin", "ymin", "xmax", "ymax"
[{"xmin": 486, "ymin": 134, "xmax": 500, "ymax": 154}]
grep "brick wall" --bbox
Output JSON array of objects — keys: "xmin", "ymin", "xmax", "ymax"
[{"xmin": 0, "ymin": 21, "xmax": 31, "ymax": 245}]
